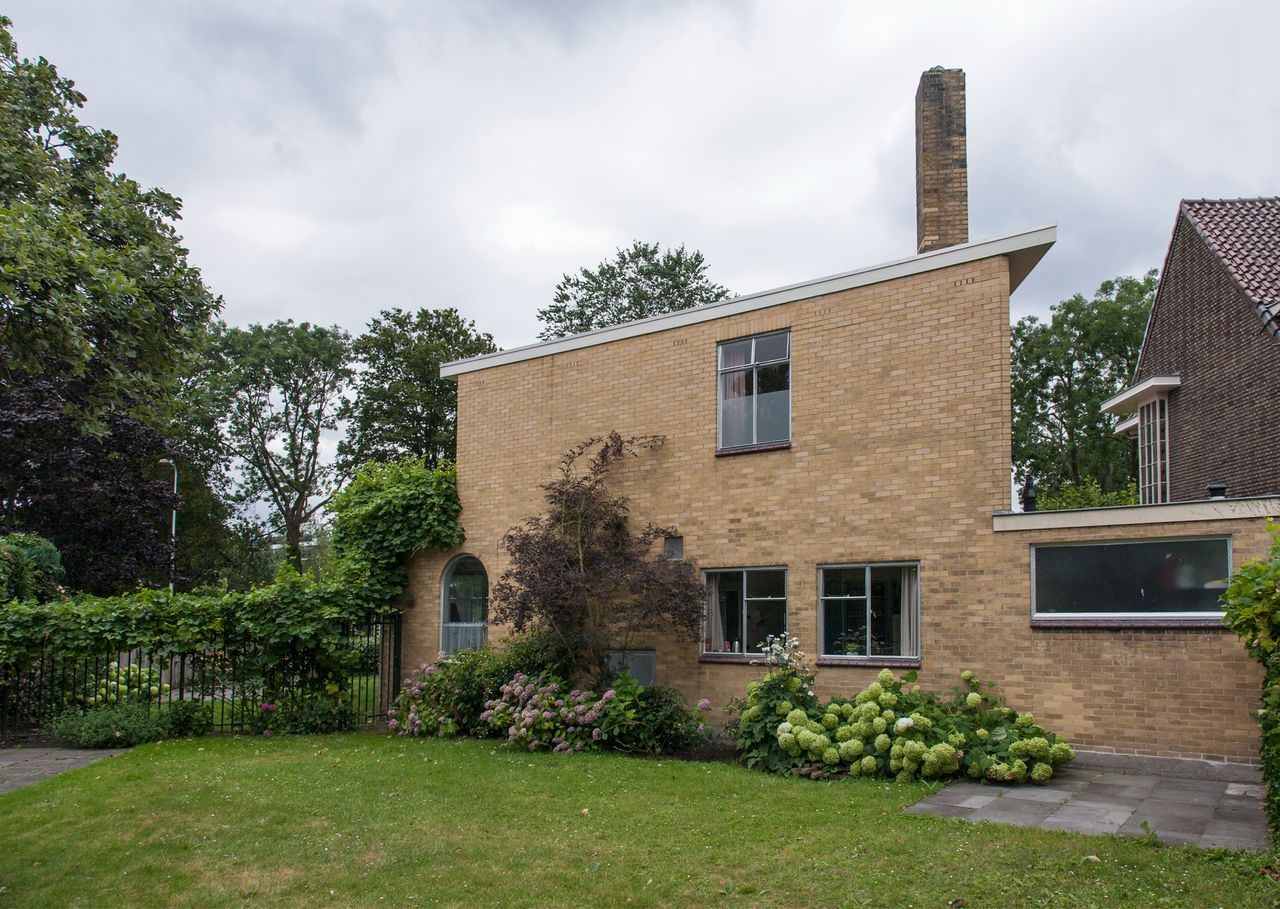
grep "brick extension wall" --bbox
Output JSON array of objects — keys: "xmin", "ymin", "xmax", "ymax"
[
  {"xmin": 405, "ymin": 252, "xmax": 1269, "ymax": 764},
  {"xmin": 1135, "ymin": 212, "xmax": 1280, "ymax": 500}
]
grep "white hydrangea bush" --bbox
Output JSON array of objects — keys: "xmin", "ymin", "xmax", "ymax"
[{"xmin": 758, "ymin": 667, "xmax": 1073, "ymax": 784}]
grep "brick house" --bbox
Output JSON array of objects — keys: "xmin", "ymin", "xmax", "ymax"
[
  {"xmin": 404, "ymin": 70, "xmax": 1275, "ymax": 764},
  {"xmin": 1103, "ymin": 198, "xmax": 1280, "ymax": 503}
]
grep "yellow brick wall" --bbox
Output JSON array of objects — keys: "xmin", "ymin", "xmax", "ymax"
[{"xmin": 404, "ymin": 253, "xmax": 1269, "ymax": 764}]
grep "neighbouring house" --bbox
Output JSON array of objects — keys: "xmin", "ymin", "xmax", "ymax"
[
  {"xmin": 405, "ymin": 68, "xmax": 1276, "ymax": 764},
  {"xmin": 1103, "ymin": 198, "xmax": 1280, "ymax": 504}
]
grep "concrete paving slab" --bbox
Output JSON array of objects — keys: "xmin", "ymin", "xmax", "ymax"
[
  {"xmin": 906, "ymin": 764, "xmax": 1270, "ymax": 851},
  {"xmin": 0, "ymin": 746, "xmax": 125, "ymax": 795}
]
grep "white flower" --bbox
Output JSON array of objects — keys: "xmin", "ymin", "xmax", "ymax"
[{"xmin": 894, "ymin": 717, "xmax": 914, "ymax": 733}]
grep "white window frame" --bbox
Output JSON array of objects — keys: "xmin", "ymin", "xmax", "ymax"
[
  {"xmin": 1030, "ymin": 535, "xmax": 1231, "ymax": 620},
  {"xmin": 817, "ymin": 562, "xmax": 921, "ymax": 660},
  {"xmin": 716, "ymin": 330, "xmax": 791, "ymax": 450},
  {"xmin": 701, "ymin": 567, "xmax": 787, "ymax": 655},
  {"xmin": 1137, "ymin": 396, "xmax": 1170, "ymax": 504},
  {"xmin": 440, "ymin": 554, "xmax": 489, "ymax": 655}
]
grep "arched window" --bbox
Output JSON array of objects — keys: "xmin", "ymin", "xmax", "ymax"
[{"xmin": 441, "ymin": 556, "xmax": 488, "ymax": 654}]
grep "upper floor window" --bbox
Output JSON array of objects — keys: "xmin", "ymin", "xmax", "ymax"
[
  {"xmin": 718, "ymin": 330, "xmax": 790, "ymax": 451},
  {"xmin": 1138, "ymin": 397, "xmax": 1170, "ymax": 504}
]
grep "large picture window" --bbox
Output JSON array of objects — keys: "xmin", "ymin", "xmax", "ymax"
[
  {"xmin": 718, "ymin": 330, "xmax": 790, "ymax": 450},
  {"xmin": 703, "ymin": 568, "xmax": 786, "ymax": 654},
  {"xmin": 441, "ymin": 555, "xmax": 488, "ymax": 654},
  {"xmin": 819, "ymin": 564, "xmax": 920, "ymax": 659},
  {"xmin": 1032, "ymin": 537, "xmax": 1229, "ymax": 617}
]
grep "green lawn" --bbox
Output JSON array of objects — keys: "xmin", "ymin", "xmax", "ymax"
[{"xmin": 0, "ymin": 734, "xmax": 1274, "ymax": 908}]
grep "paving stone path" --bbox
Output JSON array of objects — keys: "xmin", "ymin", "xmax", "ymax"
[
  {"xmin": 0, "ymin": 747, "xmax": 126, "ymax": 795},
  {"xmin": 907, "ymin": 765, "xmax": 1269, "ymax": 850}
]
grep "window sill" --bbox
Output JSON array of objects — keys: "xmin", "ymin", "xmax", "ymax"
[
  {"xmin": 816, "ymin": 656, "xmax": 921, "ymax": 669},
  {"xmin": 715, "ymin": 441, "xmax": 791, "ymax": 458},
  {"xmin": 699, "ymin": 653, "xmax": 759, "ymax": 665},
  {"xmin": 1031, "ymin": 615, "xmax": 1227, "ymax": 630}
]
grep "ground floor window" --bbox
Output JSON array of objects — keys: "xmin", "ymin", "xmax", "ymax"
[
  {"xmin": 441, "ymin": 555, "xmax": 488, "ymax": 654},
  {"xmin": 819, "ymin": 563, "xmax": 920, "ymax": 659},
  {"xmin": 1033, "ymin": 537, "xmax": 1229, "ymax": 617},
  {"xmin": 703, "ymin": 568, "xmax": 786, "ymax": 654}
]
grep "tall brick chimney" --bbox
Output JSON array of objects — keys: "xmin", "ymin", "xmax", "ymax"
[{"xmin": 915, "ymin": 67, "xmax": 968, "ymax": 253}]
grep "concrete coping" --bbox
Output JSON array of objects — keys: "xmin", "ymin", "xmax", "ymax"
[{"xmin": 994, "ymin": 495, "xmax": 1280, "ymax": 532}]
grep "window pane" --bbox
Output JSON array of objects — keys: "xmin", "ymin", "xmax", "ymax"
[
  {"xmin": 719, "ymin": 371, "xmax": 754, "ymax": 448},
  {"xmin": 705, "ymin": 571, "xmax": 744, "ymax": 652},
  {"xmin": 446, "ymin": 557, "xmax": 488, "ymax": 624},
  {"xmin": 746, "ymin": 569, "xmax": 785, "ymax": 599},
  {"xmin": 1034, "ymin": 539, "xmax": 1230, "ymax": 614},
  {"xmin": 823, "ymin": 599, "xmax": 867, "ymax": 656},
  {"xmin": 823, "ymin": 567, "xmax": 865, "ymax": 598},
  {"xmin": 745, "ymin": 599, "xmax": 786, "ymax": 651},
  {"xmin": 754, "ymin": 331, "xmax": 789, "ymax": 363},
  {"xmin": 719, "ymin": 339, "xmax": 753, "ymax": 370},
  {"xmin": 869, "ymin": 566, "xmax": 907, "ymax": 656},
  {"xmin": 755, "ymin": 364, "xmax": 790, "ymax": 444}
]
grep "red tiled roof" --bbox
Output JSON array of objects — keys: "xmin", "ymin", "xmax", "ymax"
[{"xmin": 1181, "ymin": 198, "xmax": 1280, "ymax": 315}]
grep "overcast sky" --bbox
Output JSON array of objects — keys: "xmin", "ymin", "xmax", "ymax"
[{"xmin": 7, "ymin": 2, "xmax": 1280, "ymax": 348}]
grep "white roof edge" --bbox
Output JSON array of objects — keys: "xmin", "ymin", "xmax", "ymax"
[
  {"xmin": 1100, "ymin": 375, "xmax": 1182, "ymax": 415},
  {"xmin": 441, "ymin": 224, "xmax": 1058, "ymax": 377}
]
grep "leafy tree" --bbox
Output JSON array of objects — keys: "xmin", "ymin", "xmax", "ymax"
[
  {"xmin": 0, "ymin": 16, "xmax": 218, "ymax": 423},
  {"xmin": 203, "ymin": 320, "xmax": 352, "ymax": 568},
  {"xmin": 1011, "ymin": 271, "xmax": 1157, "ymax": 495},
  {"xmin": 490, "ymin": 433, "xmax": 706, "ymax": 684},
  {"xmin": 0, "ymin": 532, "xmax": 63, "ymax": 601},
  {"xmin": 536, "ymin": 241, "xmax": 731, "ymax": 340},
  {"xmin": 339, "ymin": 307, "xmax": 496, "ymax": 473},
  {"xmin": 1038, "ymin": 477, "xmax": 1138, "ymax": 511}
]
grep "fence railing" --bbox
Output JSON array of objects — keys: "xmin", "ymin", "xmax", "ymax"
[{"xmin": 0, "ymin": 614, "xmax": 401, "ymax": 744}]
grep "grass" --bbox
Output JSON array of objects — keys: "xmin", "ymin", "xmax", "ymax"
[{"xmin": 0, "ymin": 734, "xmax": 1275, "ymax": 908}]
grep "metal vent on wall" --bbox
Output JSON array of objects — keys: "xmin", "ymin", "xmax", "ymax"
[{"xmin": 606, "ymin": 649, "xmax": 657, "ymax": 686}]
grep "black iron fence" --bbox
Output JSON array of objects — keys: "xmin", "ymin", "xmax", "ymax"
[{"xmin": 0, "ymin": 614, "xmax": 401, "ymax": 744}]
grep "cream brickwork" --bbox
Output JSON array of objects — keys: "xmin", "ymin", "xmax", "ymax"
[{"xmin": 405, "ymin": 253, "xmax": 1269, "ymax": 763}]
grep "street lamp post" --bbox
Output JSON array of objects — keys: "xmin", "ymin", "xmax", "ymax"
[{"xmin": 158, "ymin": 459, "xmax": 178, "ymax": 595}]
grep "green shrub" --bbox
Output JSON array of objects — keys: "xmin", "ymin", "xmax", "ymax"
[
  {"xmin": 157, "ymin": 700, "xmax": 213, "ymax": 738},
  {"xmin": 72, "ymin": 661, "xmax": 172, "ymax": 708},
  {"xmin": 728, "ymin": 635, "xmax": 819, "ymax": 772},
  {"xmin": 598, "ymin": 670, "xmax": 709, "ymax": 754},
  {"xmin": 0, "ymin": 532, "xmax": 64, "ymax": 602},
  {"xmin": 1221, "ymin": 523, "xmax": 1280, "ymax": 837},
  {"xmin": 1038, "ymin": 477, "xmax": 1138, "ymax": 511},
  {"xmin": 254, "ymin": 695, "xmax": 356, "ymax": 737},
  {"xmin": 48, "ymin": 703, "xmax": 164, "ymax": 748}
]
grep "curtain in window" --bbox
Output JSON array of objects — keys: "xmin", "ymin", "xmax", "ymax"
[
  {"xmin": 704, "ymin": 574, "xmax": 725, "ymax": 651},
  {"xmin": 899, "ymin": 567, "xmax": 919, "ymax": 657}
]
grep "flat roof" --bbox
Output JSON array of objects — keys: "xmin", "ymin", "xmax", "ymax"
[{"xmin": 442, "ymin": 224, "xmax": 1057, "ymax": 377}]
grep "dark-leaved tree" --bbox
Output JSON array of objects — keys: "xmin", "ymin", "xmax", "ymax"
[
  {"xmin": 490, "ymin": 433, "xmax": 705, "ymax": 685},
  {"xmin": 339, "ymin": 307, "xmax": 496, "ymax": 473},
  {"xmin": 536, "ymin": 241, "xmax": 731, "ymax": 340}
]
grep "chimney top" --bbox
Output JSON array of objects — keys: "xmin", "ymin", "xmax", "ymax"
[{"xmin": 915, "ymin": 67, "xmax": 969, "ymax": 254}]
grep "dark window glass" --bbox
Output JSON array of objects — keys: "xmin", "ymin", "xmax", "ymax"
[{"xmin": 1034, "ymin": 539, "xmax": 1230, "ymax": 614}]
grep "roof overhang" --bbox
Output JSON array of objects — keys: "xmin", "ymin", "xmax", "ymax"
[
  {"xmin": 1100, "ymin": 375, "xmax": 1181, "ymax": 416},
  {"xmin": 441, "ymin": 224, "xmax": 1057, "ymax": 378},
  {"xmin": 1113, "ymin": 413, "xmax": 1139, "ymax": 436}
]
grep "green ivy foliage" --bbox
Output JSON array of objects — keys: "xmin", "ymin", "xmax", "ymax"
[
  {"xmin": 0, "ymin": 460, "xmax": 463, "ymax": 676},
  {"xmin": 1221, "ymin": 523, "xmax": 1280, "ymax": 836}
]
